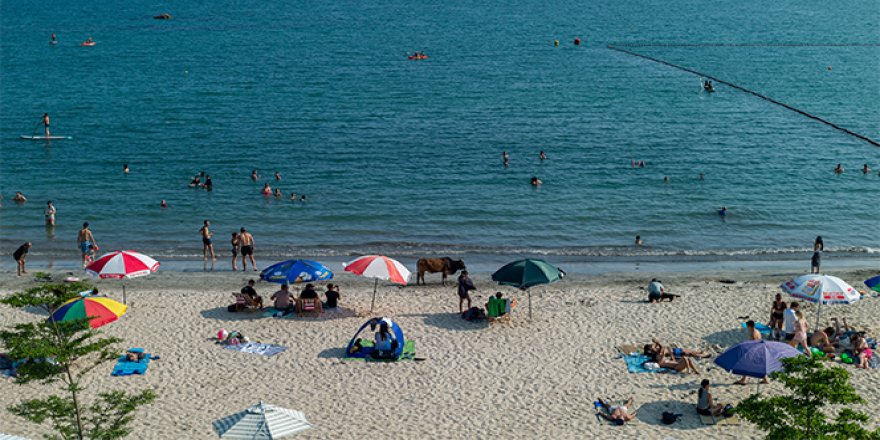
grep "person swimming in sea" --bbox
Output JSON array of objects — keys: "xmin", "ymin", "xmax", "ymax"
[
  {"xmin": 502, "ymin": 151, "xmax": 510, "ymax": 167},
  {"xmin": 274, "ymin": 171, "xmax": 281, "ymax": 181},
  {"xmin": 161, "ymin": 199, "xmax": 168, "ymax": 208},
  {"xmin": 189, "ymin": 175, "xmax": 201, "ymax": 187},
  {"xmin": 862, "ymin": 164, "xmax": 871, "ymax": 174},
  {"xmin": 539, "ymin": 151, "xmax": 546, "ymax": 161},
  {"xmin": 290, "ymin": 192, "xmax": 297, "ymax": 201},
  {"xmin": 699, "ymin": 173, "xmax": 705, "ymax": 181},
  {"xmin": 530, "ymin": 176, "xmax": 542, "ymax": 186},
  {"xmin": 251, "ymin": 169, "xmax": 260, "ymax": 181},
  {"xmin": 663, "ymin": 176, "xmax": 669, "ymax": 184},
  {"xmin": 834, "ymin": 163, "xmax": 844, "ymax": 175},
  {"xmin": 635, "ymin": 235, "xmax": 643, "ymax": 246},
  {"xmin": 204, "ymin": 175, "xmax": 213, "ymax": 191},
  {"xmin": 123, "ymin": 163, "xmax": 129, "ymax": 174},
  {"xmin": 262, "ymin": 183, "xmax": 272, "ymax": 195},
  {"xmin": 274, "ymin": 188, "xmax": 282, "ymax": 198},
  {"xmin": 718, "ymin": 206, "xmax": 727, "ymax": 217}
]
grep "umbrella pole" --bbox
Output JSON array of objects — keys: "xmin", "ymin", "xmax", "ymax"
[
  {"xmin": 370, "ymin": 278, "xmax": 378, "ymax": 313},
  {"xmin": 123, "ymin": 282, "xmax": 127, "ymax": 305},
  {"xmin": 814, "ymin": 300, "xmax": 822, "ymax": 334},
  {"xmin": 527, "ymin": 288, "xmax": 532, "ymax": 320}
]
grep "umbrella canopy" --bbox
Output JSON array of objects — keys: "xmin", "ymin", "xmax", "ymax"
[
  {"xmin": 86, "ymin": 250, "xmax": 160, "ymax": 279},
  {"xmin": 714, "ymin": 340, "xmax": 801, "ymax": 378},
  {"xmin": 343, "ymin": 255, "xmax": 410, "ymax": 312},
  {"xmin": 213, "ymin": 401, "xmax": 312, "ymax": 439},
  {"xmin": 491, "ymin": 259, "xmax": 565, "ymax": 319},
  {"xmin": 491, "ymin": 258, "xmax": 565, "ymax": 289},
  {"xmin": 780, "ymin": 274, "xmax": 860, "ymax": 305},
  {"xmin": 343, "ymin": 255, "xmax": 410, "ymax": 284},
  {"xmin": 260, "ymin": 260, "xmax": 333, "ymax": 285},
  {"xmin": 48, "ymin": 296, "xmax": 127, "ymax": 329},
  {"xmin": 865, "ymin": 275, "xmax": 880, "ymax": 293}
]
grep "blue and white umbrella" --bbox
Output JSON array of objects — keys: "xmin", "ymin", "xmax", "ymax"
[{"xmin": 260, "ymin": 260, "xmax": 333, "ymax": 285}]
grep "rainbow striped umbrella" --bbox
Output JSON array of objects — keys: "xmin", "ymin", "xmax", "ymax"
[{"xmin": 49, "ymin": 296, "xmax": 127, "ymax": 329}]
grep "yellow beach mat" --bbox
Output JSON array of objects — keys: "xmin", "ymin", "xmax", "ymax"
[{"xmin": 699, "ymin": 413, "xmax": 741, "ymax": 426}]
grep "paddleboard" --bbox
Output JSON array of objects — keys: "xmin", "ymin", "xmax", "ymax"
[{"xmin": 20, "ymin": 135, "xmax": 72, "ymax": 140}]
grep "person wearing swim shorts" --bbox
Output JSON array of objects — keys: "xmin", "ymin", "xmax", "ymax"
[
  {"xmin": 199, "ymin": 220, "xmax": 215, "ymax": 271},
  {"xmin": 238, "ymin": 227, "xmax": 256, "ymax": 271},
  {"xmin": 77, "ymin": 222, "xmax": 97, "ymax": 268}
]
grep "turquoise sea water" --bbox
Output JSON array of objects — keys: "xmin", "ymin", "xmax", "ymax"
[{"xmin": 1, "ymin": 0, "xmax": 878, "ymax": 262}]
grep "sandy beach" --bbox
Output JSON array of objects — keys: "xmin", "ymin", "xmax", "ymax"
[{"xmin": 1, "ymin": 266, "xmax": 877, "ymax": 439}]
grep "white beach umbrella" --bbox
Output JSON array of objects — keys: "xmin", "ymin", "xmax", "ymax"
[
  {"xmin": 213, "ymin": 401, "xmax": 312, "ymax": 439},
  {"xmin": 780, "ymin": 274, "xmax": 860, "ymax": 330}
]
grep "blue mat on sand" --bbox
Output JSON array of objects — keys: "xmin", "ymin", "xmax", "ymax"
[
  {"xmin": 741, "ymin": 322, "xmax": 772, "ymax": 335},
  {"xmin": 112, "ymin": 348, "xmax": 153, "ymax": 376},
  {"xmin": 261, "ymin": 307, "xmax": 294, "ymax": 318},
  {"xmin": 622, "ymin": 354, "xmax": 671, "ymax": 373},
  {"xmin": 225, "ymin": 342, "xmax": 287, "ymax": 357}
]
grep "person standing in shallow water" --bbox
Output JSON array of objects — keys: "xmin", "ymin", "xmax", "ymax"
[
  {"xmin": 238, "ymin": 227, "xmax": 256, "ymax": 271},
  {"xmin": 811, "ymin": 236, "xmax": 823, "ymax": 274},
  {"xmin": 45, "ymin": 201, "xmax": 56, "ymax": 226},
  {"xmin": 199, "ymin": 220, "xmax": 215, "ymax": 271},
  {"xmin": 77, "ymin": 223, "xmax": 97, "ymax": 268}
]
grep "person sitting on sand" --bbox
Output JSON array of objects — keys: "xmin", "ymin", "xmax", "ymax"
[
  {"xmin": 372, "ymin": 322, "xmax": 397, "ymax": 359},
  {"xmin": 647, "ymin": 279, "xmax": 680, "ymax": 303},
  {"xmin": 852, "ymin": 333, "xmax": 873, "ymax": 369},
  {"xmin": 296, "ymin": 283, "xmax": 322, "ymax": 313},
  {"xmin": 696, "ymin": 379, "xmax": 724, "ymax": 416},
  {"xmin": 323, "ymin": 284, "xmax": 340, "ymax": 309},
  {"xmin": 810, "ymin": 327, "xmax": 837, "ymax": 354},
  {"xmin": 597, "ymin": 398, "xmax": 636, "ymax": 425},
  {"xmin": 270, "ymin": 284, "xmax": 294, "ymax": 312},
  {"xmin": 240, "ymin": 279, "xmax": 263, "ymax": 308}
]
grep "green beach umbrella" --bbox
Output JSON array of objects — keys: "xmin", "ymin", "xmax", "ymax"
[{"xmin": 491, "ymin": 259, "xmax": 565, "ymax": 319}]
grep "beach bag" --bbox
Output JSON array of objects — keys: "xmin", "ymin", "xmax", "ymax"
[
  {"xmin": 722, "ymin": 404, "xmax": 735, "ymax": 418},
  {"xmin": 661, "ymin": 412, "xmax": 681, "ymax": 425}
]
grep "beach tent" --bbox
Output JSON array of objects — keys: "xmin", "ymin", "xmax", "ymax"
[
  {"xmin": 345, "ymin": 317, "xmax": 405, "ymax": 360},
  {"xmin": 213, "ymin": 401, "xmax": 312, "ymax": 439}
]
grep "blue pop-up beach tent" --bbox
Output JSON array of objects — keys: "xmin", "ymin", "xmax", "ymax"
[{"xmin": 345, "ymin": 317, "xmax": 405, "ymax": 360}]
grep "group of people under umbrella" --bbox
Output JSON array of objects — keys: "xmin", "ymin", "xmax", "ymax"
[{"xmin": 47, "ymin": 247, "xmax": 877, "ymax": 437}]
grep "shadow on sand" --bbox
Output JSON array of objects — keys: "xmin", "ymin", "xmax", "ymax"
[
  {"xmin": 398, "ymin": 312, "xmax": 488, "ymax": 331},
  {"xmin": 635, "ymin": 399, "xmax": 705, "ymax": 429}
]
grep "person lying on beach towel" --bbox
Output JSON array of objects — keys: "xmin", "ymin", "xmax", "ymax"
[
  {"xmin": 596, "ymin": 398, "xmax": 636, "ymax": 425},
  {"xmin": 644, "ymin": 338, "xmax": 711, "ymax": 361}
]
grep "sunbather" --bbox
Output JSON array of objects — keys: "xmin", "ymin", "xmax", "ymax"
[
  {"xmin": 657, "ymin": 353, "xmax": 700, "ymax": 374},
  {"xmin": 852, "ymin": 333, "xmax": 873, "ymax": 369},
  {"xmin": 810, "ymin": 327, "xmax": 837, "ymax": 354},
  {"xmin": 644, "ymin": 338, "xmax": 711, "ymax": 360},
  {"xmin": 597, "ymin": 398, "xmax": 636, "ymax": 425}
]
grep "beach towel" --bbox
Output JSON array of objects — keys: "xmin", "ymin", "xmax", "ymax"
[
  {"xmin": 261, "ymin": 307, "xmax": 294, "ymax": 318},
  {"xmin": 741, "ymin": 321, "xmax": 772, "ymax": 335},
  {"xmin": 111, "ymin": 348, "xmax": 153, "ymax": 376},
  {"xmin": 621, "ymin": 354, "xmax": 671, "ymax": 374},
  {"xmin": 699, "ymin": 413, "xmax": 741, "ymax": 426},
  {"xmin": 224, "ymin": 342, "xmax": 287, "ymax": 357}
]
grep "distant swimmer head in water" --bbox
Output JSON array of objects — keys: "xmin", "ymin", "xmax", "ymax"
[
  {"xmin": 718, "ymin": 206, "xmax": 727, "ymax": 216},
  {"xmin": 274, "ymin": 188, "xmax": 282, "ymax": 198},
  {"xmin": 663, "ymin": 176, "xmax": 669, "ymax": 183},
  {"xmin": 290, "ymin": 192, "xmax": 297, "ymax": 201},
  {"xmin": 123, "ymin": 163, "xmax": 129, "ymax": 173},
  {"xmin": 635, "ymin": 235, "xmax": 643, "ymax": 246},
  {"xmin": 251, "ymin": 169, "xmax": 259, "ymax": 181},
  {"xmin": 699, "ymin": 173, "xmax": 705, "ymax": 181},
  {"xmin": 274, "ymin": 171, "xmax": 281, "ymax": 181},
  {"xmin": 161, "ymin": 199, "xmax": 168, "ymax": 208},
  {"xmin": 262, "ymin": 183, "xmax": 271, "ymax": 195},
  {"xmin": 554, "ymin": 40, "xmax": 559, "ymax": 46},
  {"xmin": 834, "ymin": 163, "xmax": 844, "ymax": 174},
  {"xmin": 862, "ymin": 164, "xmax": 870, "ymax": 174},
  {"xmin": 539, "ymin": 151, "xmax": 546, "ymax": 161},
  {"xmin": 530, "ymin": 176, "xmax": 542, "ymax": 186},
  {"xmin": 574, "ymin": 37, "xmax": 581, "ymax": 45}
]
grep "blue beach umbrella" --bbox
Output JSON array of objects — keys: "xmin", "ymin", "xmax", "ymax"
[
  {"xmin": 865, "ymin": 275, "xmax": 880, "ymax": 293},
  {"xmin": 259, "ymin": 260, "xmax": 333, "ymax": 284},
  {"xmin": 714, "ymin": 340, "xmax": 800, "ymax": 391}
]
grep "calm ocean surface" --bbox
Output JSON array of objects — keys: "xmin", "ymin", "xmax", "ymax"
[{"xmin": 1, "ymin": 0, "xmax": 878, "ymax": 263}]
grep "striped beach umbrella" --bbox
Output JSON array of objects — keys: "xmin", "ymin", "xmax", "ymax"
[
  {"xmin": 213, "ymin": 401, "xmax": 312, "ymax": 439},
  {"xmin": 343, "ymin": 255, "xmax": 411, "ymax": 312},
  {"xmin": 86, "ymin": 250, "xmax": 160, "ymax": 304},
  {"xmin": 49, "ymin": 296, "xmax": 127, "ymax": 329}
]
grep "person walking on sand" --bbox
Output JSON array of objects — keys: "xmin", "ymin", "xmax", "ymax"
[
  {"xmin": 199, "ymin": 220, "xmax": 215, "ymax": 270},
  {"xmin": 735, "ymin": 320, "xmax": 769, "ymax": 385},
  {"xmin": 45, "ymin": 200, "xmax": 56, "ymax": 226},
  {"xmin": 456, "ymin": 270, "xmax": 476, "ymax": 313},
  {"xmin": 77, "ymin": 222, "xmax": 97, "ymax": 268},
  {"xmin": 238, "ymin": 227, "xmax": 256, "ymax": 271},
  {"xmin": 14, "ymin": 242, "xmax": 32, "ymax": 276},
  {"xmin": 811, "ymin": 236, "xmax": 823, "ymax": 274}
]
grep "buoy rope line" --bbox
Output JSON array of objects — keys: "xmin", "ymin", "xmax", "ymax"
[{"xmin": 606, "ymin": 45, "xmax": 880, "ymax": 148}]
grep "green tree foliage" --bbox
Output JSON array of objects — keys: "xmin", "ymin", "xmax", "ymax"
[
  {"xmin": 736, "ymin": 355, "xmax": 879, "ymax": 440},
  {"xmin": 0, "ymin": 283, "xmax": 156, "ymax": 439}
]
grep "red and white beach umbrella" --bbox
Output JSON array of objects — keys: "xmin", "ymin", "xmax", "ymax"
[
  {"xmin": 343, "ymin": 255, "xmax": 411, "ymax": 312},
  {"xmin": 86, "ymin": 250, "xmax": 160, "ymax": 303}
]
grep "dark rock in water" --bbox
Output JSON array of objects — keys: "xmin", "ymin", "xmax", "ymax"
[{"xmin": 153, "ymin": 13, "xmax": 172, "ymax": 20}]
